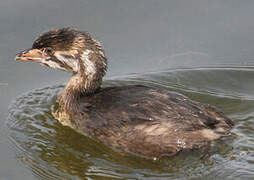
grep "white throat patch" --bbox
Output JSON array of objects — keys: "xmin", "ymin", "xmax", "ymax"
[
  {"xmin": 81, "ymin": 49, "xmax": 96, "ymax": 76},
  {"xmin": 54, "ymin": 52, "xmax": 79, "ymax": 72}
]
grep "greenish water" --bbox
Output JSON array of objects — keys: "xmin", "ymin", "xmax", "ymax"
[{"xmin": 7, "ymin": 68, "xmax": 254, "ymax": 179}]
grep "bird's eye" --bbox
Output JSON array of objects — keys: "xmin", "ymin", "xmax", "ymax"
[{"xmin": 42, "ymin": 47, "xmax": 53, "ymax": 54}]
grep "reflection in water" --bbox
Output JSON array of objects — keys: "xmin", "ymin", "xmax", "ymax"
[{"xmin": 8, "ymin": 68, "xmax": 254, "ymax": 179}]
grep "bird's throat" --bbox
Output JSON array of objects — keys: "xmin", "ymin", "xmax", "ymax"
[{"xmin": 58, "ymin": 73, "xmax": 101, "ymax": 116}]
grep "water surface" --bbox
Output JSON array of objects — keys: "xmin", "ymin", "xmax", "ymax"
[{"xmin": 7, "ymin": 68, "xmax": 254, "ymax": 179}]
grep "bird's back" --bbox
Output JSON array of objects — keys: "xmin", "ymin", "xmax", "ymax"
[{"xmin": 53, "ymin": 85, "xmax": 233, "ymax": 158}]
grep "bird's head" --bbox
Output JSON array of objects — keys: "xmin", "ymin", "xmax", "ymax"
[{"xmin": 15, "ymin": 27, "xmax": 107, "ymax": 76}]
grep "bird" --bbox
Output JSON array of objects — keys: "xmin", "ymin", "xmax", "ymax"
[{"xmin": 15, "ymin": 27, "xmax": 234, "ymax": 159}]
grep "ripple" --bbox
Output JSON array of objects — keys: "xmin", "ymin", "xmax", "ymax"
[{"xmin": 7, "ymin": 68, "xmax": 254, "ymax": 179}]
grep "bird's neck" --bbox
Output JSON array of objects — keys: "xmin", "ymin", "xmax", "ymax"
[
  {"xmin": 59, "ymin": 73, "xmax": 99, "ymax": 112},
  {"xmin": 66, "ymin": 71, "xmax": 102, "ymax": 98},
  {"xmin": 58, "ymin": 49, "xmax": 107, "ymax": 116}
]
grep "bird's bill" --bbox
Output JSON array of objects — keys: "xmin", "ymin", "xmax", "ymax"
[{"xmin": 15, "ymin": 49, "xmax": 45, "ymax": 62}]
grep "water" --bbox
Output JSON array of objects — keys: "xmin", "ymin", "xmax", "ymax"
[
  {"xmin": 6, "ymin": 68, "xmax": 254, "ymax": 179},
  {"xmin": 2, "ymin": 0, "xmax": 254, "ymax": 179}
]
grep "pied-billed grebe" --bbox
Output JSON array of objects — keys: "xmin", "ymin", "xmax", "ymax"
[{"xmin": 15, "ymin": 28, "xmax": 233, "ymax": 159}]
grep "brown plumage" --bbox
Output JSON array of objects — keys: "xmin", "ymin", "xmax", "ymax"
[{"xmin": 15, "ymin": 28, "xmax": 234, "ymax": 159}]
